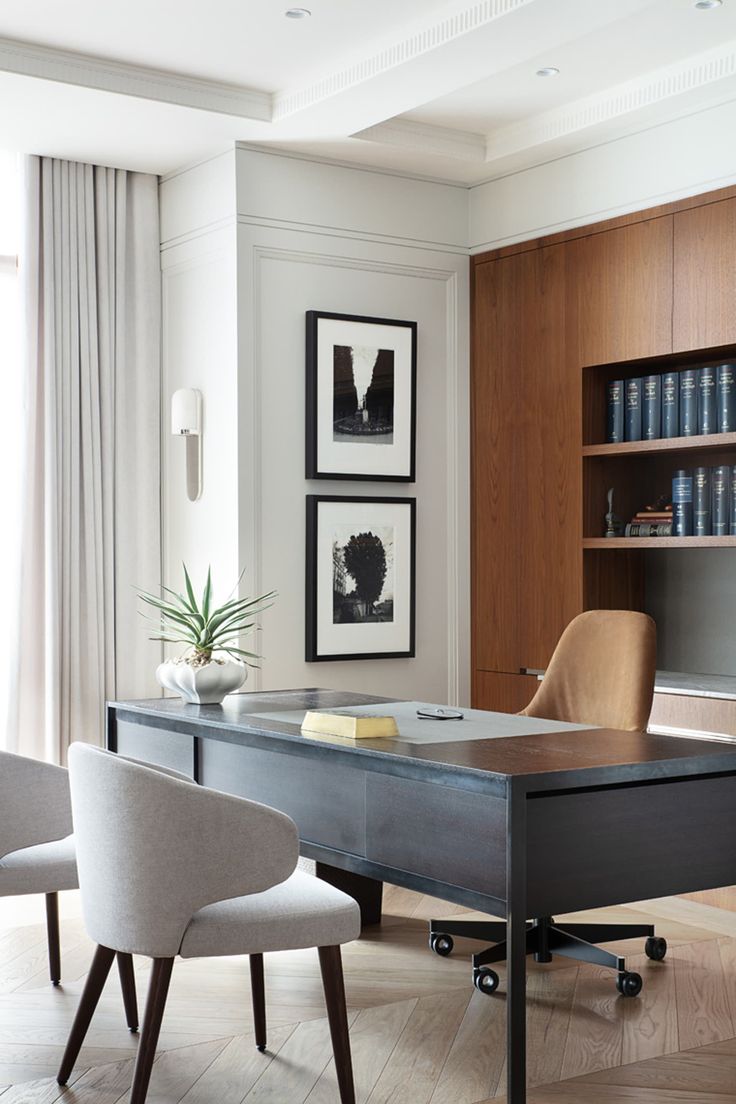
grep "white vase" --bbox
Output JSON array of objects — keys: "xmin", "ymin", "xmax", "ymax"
[{"xmin": 156, "ymin": 658, "xmax": 247, "ymax": 705}]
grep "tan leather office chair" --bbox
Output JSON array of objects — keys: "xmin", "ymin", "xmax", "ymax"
[{"xmin": 430, "ymin": 610, "xmax": 664, "ymax": 999}]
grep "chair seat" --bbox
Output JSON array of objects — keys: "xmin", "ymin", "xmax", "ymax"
[
  {"xmin": 0, "ymin": 835, "xmax": 77, "ymax": 896},
  {"xmin": 179, "ymin": 869, "xmax": 361, "ymax": 958}
]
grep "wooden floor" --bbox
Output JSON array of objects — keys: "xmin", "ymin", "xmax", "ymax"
[{"xmin": 1, "ymin": 886, "xmax": 736, "ymax": 1103}]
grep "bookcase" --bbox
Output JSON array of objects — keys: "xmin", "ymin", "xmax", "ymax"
[{"xmin": 472, "ymin": 185, "xmax": 736, "ymax": 723}]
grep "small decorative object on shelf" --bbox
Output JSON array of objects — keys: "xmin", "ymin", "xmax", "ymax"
[
  {"xmin": 604, "ymin": 488, "xmax": 624, "ymax": 537},
  {"xmin": 623, "ymin": 495, "xmax": 673, "ymax": 537},
  {"xmin": 138, "ymin": 564, "xmax": 276, "ymax": 705}
]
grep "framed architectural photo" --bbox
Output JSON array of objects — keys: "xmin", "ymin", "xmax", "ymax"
[
  {"xmin": 306, "ymin": 311, "xmax": 417, "ymax": 481},
  {"xmin": 306, "ymin": 495, "xmax": 416, "ymax": 661}
]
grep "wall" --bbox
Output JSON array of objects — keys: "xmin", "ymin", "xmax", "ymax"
[{"xmin": 160, "ymin": 146, "xmax": 470, "ymax": 706}]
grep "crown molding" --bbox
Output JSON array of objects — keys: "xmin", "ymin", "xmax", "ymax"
[
  {"xmin": 0, "ymin": 36, "xmax": 272, "ymax": 121},
  {"xmin": 353, "ymin": 118, "xmax": 486, "ymax": 163}
]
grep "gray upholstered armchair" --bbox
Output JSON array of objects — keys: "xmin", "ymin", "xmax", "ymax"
[
  {"xmin": 0, "ymin": 750, "xmax": 138, "ymax": 1029},
  {"xmin": 58, "ymin": 743, "xmax": 361, "ymax": 1104}
]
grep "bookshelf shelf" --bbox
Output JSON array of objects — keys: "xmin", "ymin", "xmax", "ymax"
[
  {"xmin": 583, "ymin": 536, "xmax": 736, "ymax": 550},
  {"xmin": 583, "ymin": 432, "xmax": 736, "ymax": 458}
]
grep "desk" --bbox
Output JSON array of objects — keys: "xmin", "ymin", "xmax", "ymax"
[{"xmin": 108, "ymin": 689, "xmax": 736, "ymax": 1104}]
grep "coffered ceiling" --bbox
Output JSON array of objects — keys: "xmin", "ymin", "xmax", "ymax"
[{"xmin": 0, "ymin": 0, "xmax": 734, "ymax": 180}]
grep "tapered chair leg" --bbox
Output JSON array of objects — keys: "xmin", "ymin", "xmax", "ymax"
[
  {"xmin": 117, "ymin": 953, "xmax": 139, "ymax": 1032},
  {"xmin": 45, "ymin": 893, "xmax": 61, "ymax": 986},
  {"xmin": 250, "ymin": 954, "xmax": 267, "ymax": 1052},
  {"xmin": 129, "ymin": 957, "xmax": 174, "ymax": 1104},
  {"xmin": 57, "ymin": 945, "xmax": 116, "ymax": 1084},
  {"xmin": 318, "ymin": 946, "xmax": 355, "ymax": 1104}
]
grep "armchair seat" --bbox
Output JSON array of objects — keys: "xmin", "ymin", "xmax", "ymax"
[
  {"xmin": 0, "ymin": 834, "xmax": 77, "ymax": 896},
  {"xmin": 180, "ymin": 870, "xmax": 360, "ymax": 959}
]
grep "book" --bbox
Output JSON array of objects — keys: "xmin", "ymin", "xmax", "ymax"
[
  {"xmin": 624, "ymin": 378, "xmax": 642, "ymax": 442},
  {"xmin": 672, "ymin": 469, "xmax": 693, "ymax": 536},
  {"xmin": 631, "ymin": 513, "xmax": 672, "ymax": 522},
  {"xmin": 605, "ymin": 380, "xmax": 624, "ymax": 443},
  {"xmin": 679, "ymin": 369, "xmax": 700, "ymax": 436},
  {"xmin": 625, "ymin": 522, "xmax": 673, "ymax": 537},
  {"xmin": 731, "ymin": 467, "xmax": 736, "ymax": 536},
  {"xmin": 717, "ymin": 364, "xmax": 735, "ymax": 433},
  {"xmin": 642, "ymin": 375, "xmax": 661, "ymax": 440},
  {"xmin": 693, "ymin": 467, "xmax": 711, "ymax": 536},
  {"xmin": 301, "ymin": 710, "xmax": 399, "ymax": 740},
  {"xmin": 698, "ymin": 366, "xmax": 717, "ymax": 435},
  {"xmin": 662, "ymin": 371, "xmax": 679, "ymax": 438},
  {"xmin": 712, "ymin": 465, "xmax": 730, "ymax": 535}
]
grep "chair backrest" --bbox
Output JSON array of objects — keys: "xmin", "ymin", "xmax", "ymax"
[
  {"xmin": 68, "ymin": 743, "xmax": 299, "ymax": 958},
  {"xmin": 520, "ymin": 610, "xmax": 656, "ymax": 732},
  {"xmin": 0, "ymin": 751, "xmax": 73, "ymax": 859}
]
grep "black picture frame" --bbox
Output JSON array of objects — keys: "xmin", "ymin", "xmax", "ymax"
[
  {"xmin": 306, "ymin": 494, "xmax": 416, "ymax": 662},
  {"xmin": 306, "ymin": 310, "xmax": 417, "ymax": 482}
]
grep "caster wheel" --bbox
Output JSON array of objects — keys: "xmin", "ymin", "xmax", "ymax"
[
  {"xmin": 430, "ymin": 933, "xmax": 454, "ymax": 957},
  {"xmin": 645, "ymin": 936, "xmax": 667, "ymax": 962},
  {"xmin": 616, "ymin": 971, "xmax": 643, "ymax": 998},
  {"xmin": 474, "ymin": 967, "xmax": 500, "ymax": 995}
]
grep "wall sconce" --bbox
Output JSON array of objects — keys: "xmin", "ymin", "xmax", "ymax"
[{"xmin": 171, "ymin": 388, "xmax": 202, "ymax": 501}]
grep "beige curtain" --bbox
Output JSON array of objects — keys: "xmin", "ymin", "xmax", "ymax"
[{"xmin": 7, "ymin": 157, "xmax": 161, "ymax": 763}]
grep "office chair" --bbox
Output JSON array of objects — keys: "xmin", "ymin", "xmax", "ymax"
[{"xmin": 430, "ymin": 610, "xmax": 665, "ymax": 998}]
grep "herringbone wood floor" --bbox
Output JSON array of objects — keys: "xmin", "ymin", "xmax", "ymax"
[{"xmin": 1, "ymin": 885, "xmax": 736, "ymax": 1103}]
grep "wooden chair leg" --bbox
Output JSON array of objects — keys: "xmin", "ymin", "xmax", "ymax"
[
  {"xmin": 129, "ymin": 957, "xmax": 174, "ymax": 1104},
  {"xmin": 45, "ymin": 893, "xmax": 61, "ymax": 986},
  {"xmin": 249, "ymin": 953, "xmax": 267, "ymax": 1052},
  {"xmin": 57, "ymin": 945, "xmax": 116, "ymax": 1084},
  {"xmin": 318, "ymin": 946, "xmax": 355, "ymax": 1104},
  {"xmin": 117, "ymin": 953, "xmax": 139, "ymax": 1032}
]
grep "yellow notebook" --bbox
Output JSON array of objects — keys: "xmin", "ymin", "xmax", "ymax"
[{"xmin": 301, "ymin": 710, "xmax": 399, "ymax": 740}]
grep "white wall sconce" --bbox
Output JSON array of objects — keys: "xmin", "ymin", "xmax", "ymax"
[{"xmin": 171, "ymin": 388, "xmax": 202, "ymax": 501}]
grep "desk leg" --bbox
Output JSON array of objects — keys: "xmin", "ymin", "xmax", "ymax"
[
  {"xmin": 315, "ymin": 863, "xmax": 383, "ymax": 928},
  {"xmin": 506, "ymin": 784, "xmax": 527, "ymax": 1104}
]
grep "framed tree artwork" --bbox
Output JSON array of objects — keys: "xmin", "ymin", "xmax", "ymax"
[
  {"xmin": 305, "ymin": 311, "xmax": 417, "ymax": 481},
  {"xmin": 306, "ymin": 495, "xmax": 416, "ymax": 661}
]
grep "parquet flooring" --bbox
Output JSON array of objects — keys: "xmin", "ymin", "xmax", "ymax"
[{"xmin": 0, "ymin": 885, "xmax": 735, "ymax": 1102}]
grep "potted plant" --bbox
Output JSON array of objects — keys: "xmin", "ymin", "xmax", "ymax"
[{"xmin": 138, "ymin": 565, "xmax": 275, "ymax": 705}]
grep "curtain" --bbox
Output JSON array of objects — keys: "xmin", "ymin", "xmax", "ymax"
[{"xmin": 6, "ymin": 158, "xmax": 161, "ymax": 763}]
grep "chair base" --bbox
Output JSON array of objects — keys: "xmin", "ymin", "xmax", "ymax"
[{"xmin": 429, "ymin": 916, "xmax": 667, "ymax": 998}]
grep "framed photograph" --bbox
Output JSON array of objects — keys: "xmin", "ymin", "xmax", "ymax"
[
  {"xmin": 306, "ymin": 495, "xmax": 416, "ymax": 661},
  {"xmin": 306, "ymin": 311, "xmax": 417, "ymax": 481}
]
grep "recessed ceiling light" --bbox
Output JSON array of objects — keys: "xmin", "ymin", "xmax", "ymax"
[
  {"xmin": 694, "ymin": 0, "xmax": 723, "ymax": 8},
  {"xmin": 536, "ymin": 66, "xmax": 560, "ymax": 77},
  {"xmin": 285, "ymin": 7, "xmax": 311, "ymax": 17}
]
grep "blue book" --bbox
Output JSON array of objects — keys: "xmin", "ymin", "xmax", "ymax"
[
  {"xmin": 698, "ymin": 366, "xmax": 717, "ymax": 435},
  {"xmin": 606, "ymin": 380, "xmax": 624, "ymax": 443},
  {"xmin": 717, "ymin": 364, "xmax": 736, "ymax": 432},
  {"xmin": 672, "ymin": 470, "xmax": 693, "ymax": 537},
  {"xmin": 731, "ymin": 467, "xmax": 736, "ymax": 536},
  {"xmin": 693, "ymin": 467, "xmax": 711, "ymax": 536},
  {"xmin": 642, "ymin": 375, "xmax": 661, "ymax": 440},
  {"xmin": 679, "ymin": 369, "xmax": 700, "ymax": 436},
  {"xmin": 712, "ymin": 465, "xmax": 730, "ymax": 535},
  {"xmin": 662, "ymin": 371, "xmax": 679, "ymax": 438},
  {"xmin": 624, "ymin": 378, "xmax": 642, "ymax": 442}
]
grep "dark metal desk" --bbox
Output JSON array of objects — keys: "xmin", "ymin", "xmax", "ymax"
[{"xmin": 107, "ymin": 689, "xmax": 736, "ymax": 1104}]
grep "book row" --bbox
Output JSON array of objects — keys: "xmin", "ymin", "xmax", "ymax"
[
  {"xmin": 670, "ymin": 466, "xmax": 736, "ymax": 537},
  {"xmin": 606, "ymin": 366, "xmax": 736, "ymax": 443}
]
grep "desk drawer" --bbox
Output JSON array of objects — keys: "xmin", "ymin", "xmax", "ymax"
[
  {"xmin": 365, "ymin": 774, "xmax": 506, "ymax": 900},
  {"xmin": 114, "ymin": 719, "xmax": 196, "ymax": 778}
]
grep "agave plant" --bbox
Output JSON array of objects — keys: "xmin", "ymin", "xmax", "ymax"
[{"xmin": 138, "ymin": 565, "xmax": 276, "ymax": 667}]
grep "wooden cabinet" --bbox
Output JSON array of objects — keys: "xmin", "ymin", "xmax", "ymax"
[
  {"xmin": 472, "ymin": 245, "xmax": 581, "ymax": 677},
  {"xmin": 473, "ymin": 671, "xmax": 540, "ymax": 713},
  {"xmin": 674, "ymin": 197, "xmax": 736, "ymax": 351},
  {"xmin": 566, "ymin": 218, "xmax": 673, "ymax": 366}
]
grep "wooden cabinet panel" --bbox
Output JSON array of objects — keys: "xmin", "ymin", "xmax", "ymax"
[
  {"xmin": 674, "ymin": 197, "xmax": 736, "ymax": 351},
  {"xmin": 472, "ymin": 247, "xmax": 581, "ymax": 674},
  {"xmin": 567, "ymin": 218, "xmax": 673, "ymax": 366},
  {"xmin": 473, "ymin": 671, "xmax": 540, "ymax": 713}
]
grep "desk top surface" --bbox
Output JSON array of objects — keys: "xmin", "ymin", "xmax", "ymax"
[{"xmin": 110, "ymin": 688, "xmax": 736, "ymax": 792}]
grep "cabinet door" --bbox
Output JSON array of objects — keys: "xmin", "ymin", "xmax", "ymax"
[
  {"xmin": 472, "ymin": 246, "xmax": 581, "ymax": 675},
  {"xmin": 567, "ymin": 217, "xmax": 673, "ymax": 366},
  {"xmin": 473, "ymin": 671, "xmax": 540, "ymax": 713},
  {"xmin": 674, "ymin": 197, "xmax": 736, "ymax": 351}
]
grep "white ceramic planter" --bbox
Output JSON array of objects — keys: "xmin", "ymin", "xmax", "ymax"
[{"xmin": 156, "ymin": 658, "xmax": 247, "ymax": 705}]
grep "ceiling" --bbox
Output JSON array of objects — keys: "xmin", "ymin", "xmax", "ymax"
[{"xmin": 0, "ymin": 0, "xmax": 734, "ymax": 182}]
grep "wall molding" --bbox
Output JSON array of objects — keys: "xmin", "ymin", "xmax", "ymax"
[
  {"xmin": 237, "ymin": 214, "xmax": 470, "ymax": 256},
  {"xmin": 354, "ymin": 118, "xmax": 486, "ymax": 163}
]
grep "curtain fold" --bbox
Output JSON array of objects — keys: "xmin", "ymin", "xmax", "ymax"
[{"xmin": 7, "ymin": 157, "xmax": 161, "ymax": 762}]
